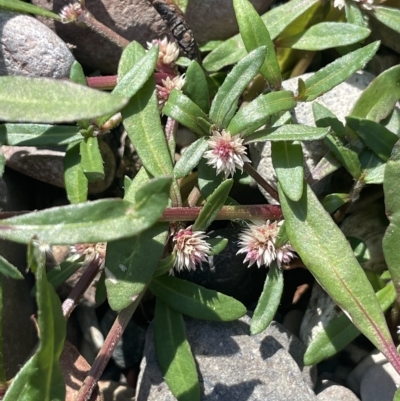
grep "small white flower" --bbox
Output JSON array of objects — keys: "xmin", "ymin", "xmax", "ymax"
[
  {"xmin": 237, "ymin": 221, "xmax": 296, "ymax": 268},
  {"xmin": 203, "ymin": 129, "xmax": 251, "ymax": 178},
  {"xmin": 59, "ymin": 3, "xmax": 82, "ymax": 23},
  {"xmin": 172, "ymin": 226, "xmax": 211, "ymax": 272},
  {"xmin": 333, "ymin": 0, "xmax": 346, "ymax": 9},
  {"xmin": 147, "ymin": 37, "xmax": 180, "ymax": 67},
  {"xmin": 354, "ymin": 0, "xmax": 374, "ymax": 10},
  {"xmin": 156, "ymin": 74, "xmax": 186, "ymax": 109}
]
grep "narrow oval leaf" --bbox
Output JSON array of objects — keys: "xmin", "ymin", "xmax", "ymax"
[
  {"xmin": 105, "ymin": 223, "xmax": 169, "ymax": 311},
  {"xmin": 345, "ymin": 0, "xmax": 366, "ymax": 26},
  {"xmin": 272, "ymin": 141, "xmax": 304, "ymax": 201},
  {"xmin": 0, "ymin": 0, "xmax": 60, "ymax": 19},
  {"xmin": 113, "ymin": 45, "xmax": 158, "ymax": 99},
  {"xmin": 209, "ymin": 46, "xmax": 267, "ymax": 128},
  {"xmin": 1, "ymin": 123, "xmax": 82, "ymax": 146},
  {"xmin": 150, "ymin": 275, "xmax": 246, "ymax": 321},
  {"xmin": 228, "ymin": 91, "xmax": 296, "ymax": 136},
  {"xmin": 304, "ymin": 282, "xmax": 396, "ymax": 365},
  {"xmin": 0, "ymin": 254, "xmax": 23, "ymax": 279},
  {"xmin": 79, "ymin": 137, "xmax": 105, "ymax": 182},
  {"xmin": 0, "ymin": 177, "xmax": 171, "ymax": 244},
  {"xmin": 244, "ymin": 124, "xmax": 329, "ymax": 143},
  {"xmin": 350, "ymin": 65, "xmax": 400, "ymax": 122},
  {"xmin": 234, "ymin": 0, "xmax": 281, "ymax": 89},
  {"xmin": 174, "ymin": 138, "xmax": 208, "ymax": 179},
  {"xmin": 251, "ymin": 262, "xmax": 283, "ymax": 335},
  {"xmin": 364, "ymin": 163, "xmax": 386, "ymax": 184},
  {"xmin": 193, "ymin": 179, "xmax": 233, "ymax": 231},
  {"xmin": 372, "ymin": 6, "xmax": 400, "ymax": 35},
  {"xmin": 46, "ymin": 258, "xmax": 84, "ymax": 290},
  {"xmin": 346, "ymin": 116, "xmax": 398, "ymax": 161},
  {"xmin": 282, "ymin": 22, "xmax": 370, "ymax": 50},
  {"xmin": 208, "ymin": 237, "xmax": 228, "ymax": 256},
  {"xmin": 122, "ymin": 78, "xmax": 174, "ymax": 177},
  {"xmin": 321, "ymin": 193, "xmax": 350, "ymax": 214},
  {"xmin": 198, "ymin": 157, "xmax": 223, "ymax": 199},
  {"xmin": 0, "ymin": 76, "xmax": 128, "ymax": 123},
  {"xmin": 383, "ymin": 141, "xmax": 400, "ymax": 304},
  {"xmin": 118, "ymin": 41, "xmax": 146, "ymax": 79},
  {"xmin": 69, "ymin": 61, "xmax": 88, "ymax": 133},
  {"xmin": 4, "ymin": 246, "xmax": 66, "ymax": 401},
  {"xmin": 279, "ymin": 182, "xmax": 396, "ymax": 359},
  {"xmin": 312, "ymin": 102, "xmax": 347, "ymax": 139},
  {"xmin": 299, "ymin": 41, "xmax": 380, "ymax": 102},
  {"xmin": 154, "ymin": 299, "xmax": 200, "ymax": 401},
  {"xmin": 163, "ymin": 90, "xmax": 211, "ymax": 136},
  {"xmin": 64, "ymin": 142, "xmax": 89, "ymax": 204},
  {"xmin": 183, "ymin": 61, "xmax": 210, "ymax": 113}
]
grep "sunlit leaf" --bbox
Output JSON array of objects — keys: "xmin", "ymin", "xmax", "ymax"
[
  {"xmin": 79, "ymin": 137, "xmax": 104, "ymax": 182},
  {"xmin": 183, "ymin": 61, "xmax": 210, "ymax": 113},
  {"xmin": 372, "ymin": 6, "xmax": 400, "ymax": 35},
  {"xmin": 0, "ymin": 0, "xmax": 59, "ymax": 19},
  {"xmin": 174, "ymin": 138, "xmax": 208, "ymax": 179}
]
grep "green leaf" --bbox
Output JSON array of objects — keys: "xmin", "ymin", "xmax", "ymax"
[
  {"xmin": 209, "ymin": 46, "xmax": 267, "ymax": 128},
  {"xmin": 345, "ymin": 0, "xmax": 366, "ymax": 26},
  {"xmin": 0, "ymin": 177, "xmax": 171, "ymax": 244},
  {"xmin": 122, "ymin": 78, "xmax": 174, "ymax": 177},
  {"xmin": 64, "ymin": 142, "xmax": 88, "ymax": 204},
  {"xmin": 228, "ymin": 91, "xmax": 296, "ymax": 136},
  {"xmin": 383, "ymin": 140, "xmax": 400, "ymax": 304},
  {"xmin": 0, "ymin": 123, "xmax": 82, "ymax": 146},
  {"xmin": 154, "ymin": 299, "xmax": 200, "ymax": 401},
  {"xmin": 193, "ymin": 179, "xmax": 233, "ymax": 231},
  {"xmin": 298, "ymin": 41, "xmax": 380, "ymax": 102},
  {"xmin": 324, "ymin": 133, "xmax": 362, "ymax": 179},
  {"xmin": 69, "ymin": 61, "xmax": 87, "ymax": 87},
  {"xmin": 196, "ymin": 117, "xmax": 212, "ymax": 134},
  {"xmin": 163, "ymin": 90, "xmax": 211, "ymax": 137},
  {"xmin": 234, "ymin": 0, "xmax": 281, "ymax": 89},
  {"xmin": 304, "ymin": 282, "xmax": 396, "ymax": 365},
  {"xmin": 346, "ymin": 116, "xmax": 398, "ymax": 161},
  {"xmin": 364, "ymin": 163, "xmax": 386, "ymax": 184},
  {"xmin": 395, "ymin": 387, "xmax": 400, "ymax": 401},
  {"xmin": 251, "ymin": 262, "xmax": 283, "ymax": 335},
  {"xmin": 312, "ymin": 102, "xmax": 347, "ymax": 139},
  {"xmin": 279, "ymin": 182, "xmax": 396, "ymax": 359},
  {"xmin": 105, "ymin": 223, "xmax": 169, "ymax": 311},
  {"xmin": 123, "ymin": 166, "xmax": 152, "ymax": 204},
  {"xmin": 281, "ymin": 22, "xmax": 370, "ymax": 50},
  {"xmin": 372, "ymin": 6, "xmax": 400, "ymax": 35},
  {"xmin": 47, "ymin": 258, "xmax": 83, "ymax": 289},
  {"xmin": 118, "ymin": 41, "xmax": 146, "ymax": 79},
  {"xmin": 4, "ymin": 242, "xmax": 66, "ymax": 401},
  {"xmin": 272, "ymin": 141, "xmax": 304, "ymax": 202},
  {"xmin": 0, "ymin": 254, "xmax": 23, "ymax": 279},
  {"xmin": 79, "ymin": 137, "xmax": 105, "ymax": 182},
  {"xmin": 208, "ymin": 237, "xmax": 229, "ymax": 256},
  {"xmin": 350, "ymin": 65, "xmax": 400, "ymax": 122},
  {"xmin": 154, "ymin": 254, "xmax": 176, "ymax": 277},
  {"xmin": 244, "ymin": 124, "xmax": 329, "ymax": 143},
  {"xmin": 183, "ymin": 61, "xmax": 210, "ymax": 113},
  {"xmin": 0, "ymin": 0, "xmax": 60, "ymax": 19},
  {"xmin": 113, "ymin": 45, "xmax": 158, "ymax": 99},
  {"xmin": 174, "ymin": 138, "xmax": 208, "ymax": 179},
  {"xmin": 0, "ymin": 76, "xmax": 128, "ymax": 123},
  {"xmin": 321, "ymin": 193, "xmax": 349, "ymax": 214},
  {"xmin": 197, "ymin": 158, "xmax": 223, "ymax": 199},
  {"xmin": 150, "ymin": 275, "xmax": 246, "ymax": 321},
  {"xmin": 0, "ymin": 153, "xmax": 4, "ymax": 178}
]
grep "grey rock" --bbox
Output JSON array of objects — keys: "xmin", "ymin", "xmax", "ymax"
[
  {"xmin": 0, "ymin": 11, "xmax": 74, "ymax": 78},
  {"xmin": 185, "ymin": 0, "xmax": 274, "ymax": 43},
  {"xmin": 99, "ymin": 380, "xmax": 135, "ymax": 401},
  {"xmin": 136, "ymin": 316, "xmax": 317, "ymax": 401},
  {"xmin": 360, "ymin": 362, "xmax": 400, "ymax": 401},
  {"xmin": 32, "ymin": 0, "xmax": 168, "ymax": 73},
  {"xmin": 316, "ymin": 381, "xmax": 360, "ymax": 401},
  {"xmin": 250, "ymin": 71, "xmax": 376, "ymax": 204},
  {"xmin": 282, "ymin": 309, "xmax": 304, "ymax": 337}
]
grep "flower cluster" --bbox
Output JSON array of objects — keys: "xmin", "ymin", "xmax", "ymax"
[
  {"xmin": 147, "ymin": 37, "xmax": 180, "ymax": 70},
  {"xmin": 172, "ymin": 226, "xmax": 211, "ymax": 272},
  {"xmin": 156, "ymin": 74, "xmax": 186, "ymax": 110},
  {"xmin": 59, "ymin": 2, "xmax": 82, "ymax": 23},
  {"xmin": 237, "ymin": 220, "xmax": 296, "ymax": 268},
  {"xmin": 203, "ymin": 129, "xmax": 250, "ymax": 178},
  {"xmin": 333, "ymin": 0, "xmax": 374, "ymax": 10}
]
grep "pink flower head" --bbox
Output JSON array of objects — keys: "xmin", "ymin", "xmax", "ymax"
[
  {"xmin": 147, "ymin": 37, "xmax": 180, "ymax": 71},
  {"xmin": 59, "ymin": 3, "xmax": 82, "ymax": 23},
  {"xmin": 203, "ymin": 129, "xmax": 250, "ymax": 178},
  {"xmin": 237, "ymin": 220, "xmax": 296, "ymax": 268},
  {"xmin": 156, "ymin": 74, "xmax": 185, "ymax": 110},
  {"xmin": 172, "ymin": 226, "xmax": 211, "ymax": 272}
]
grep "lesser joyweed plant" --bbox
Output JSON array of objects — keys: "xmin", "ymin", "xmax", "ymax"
[{"xmin": 0, "ymin": 0, "xmax": 400, "ymax": 400}]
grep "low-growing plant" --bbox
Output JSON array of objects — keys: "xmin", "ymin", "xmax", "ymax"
[{"xmin": 0, "ymin": 0, "xmax": 400, "ymax": 400}]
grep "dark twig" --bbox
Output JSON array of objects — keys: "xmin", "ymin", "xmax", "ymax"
[{"xmin": 243, "ymin": 162, "xmax": 280, "ymax": 202}]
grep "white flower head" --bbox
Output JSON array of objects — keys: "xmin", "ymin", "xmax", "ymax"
[
  {"xmin": 59, "ymin": 3, "xmax": 82, "ymax": 23},
  {"xmin": 237, "ymin": 220, "xmax": 296, "ymax": 268},
  {"xmin": 354, "ymin": 0, "xmax": 374, "ymax": 10},
  {"xmin": 156, "ymin": 74, "xmax": 185, "ymax": 109},
  {"xmin": 147, "ymin": 37, "xmax": 180, "ymax": 67},
  {"xmin": 203, "ymin": 129, "xmax": 251, "ymax": 178},
  {"xmin": 71, "ymin": 242, "xmax": 107, "ymax": 265},
  {"xmin": 172, "ymin": 226, "xmax": 211, "ymax": 272},
  {"xmin": 333, "ymin": 0, "xmax": 345, "ymax": 9}
]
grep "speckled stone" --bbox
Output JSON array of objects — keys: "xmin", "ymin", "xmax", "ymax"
[
  {"xmin": 316, "ymin": 381, "xmax": 360, "ymax": 401},
  {"xmin": 250, "ymin": 71, "xmax": 376, "ymax": 204},
  {"xmin": 0, "ymin": 11, "xmax": 74, "ymax": 78},
  {"xmin": 136, "ymin": 316, "xmax": 317, "ymax": 401}
]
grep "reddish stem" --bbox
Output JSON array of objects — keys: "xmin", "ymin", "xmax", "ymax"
[
  {"xmin": 244, "ymin": 162, "xmax": 279, "ymax": 202},
  {"xmin": 86, "ymin": 76, "xmax": 117, "ymax": 90}
]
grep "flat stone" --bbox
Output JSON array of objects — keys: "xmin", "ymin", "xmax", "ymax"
[
  {"xmin": 360, "ymin": 362, "xmax": 400, "ymax": 401},
  {"xmin": 316, "ymin": 381, "xmax": 360, "ymax": 401},
  {"xmin": 136, "ymin": 316, "xmax": 317, "ymax": 401},
  {"xmin": 185, "ymin": 0, "xmax": 274, "ymax": 43},
  {"xmin": 0, "ymin": 11, "xmax": 74, "ymax": 77},
  {"xmin": 250, "ymin": 71, "xmax": 376, "ymax": 204},
  {"xmin": 32, "ymin": 0, "xmax": 168, "ymax": 73}
]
